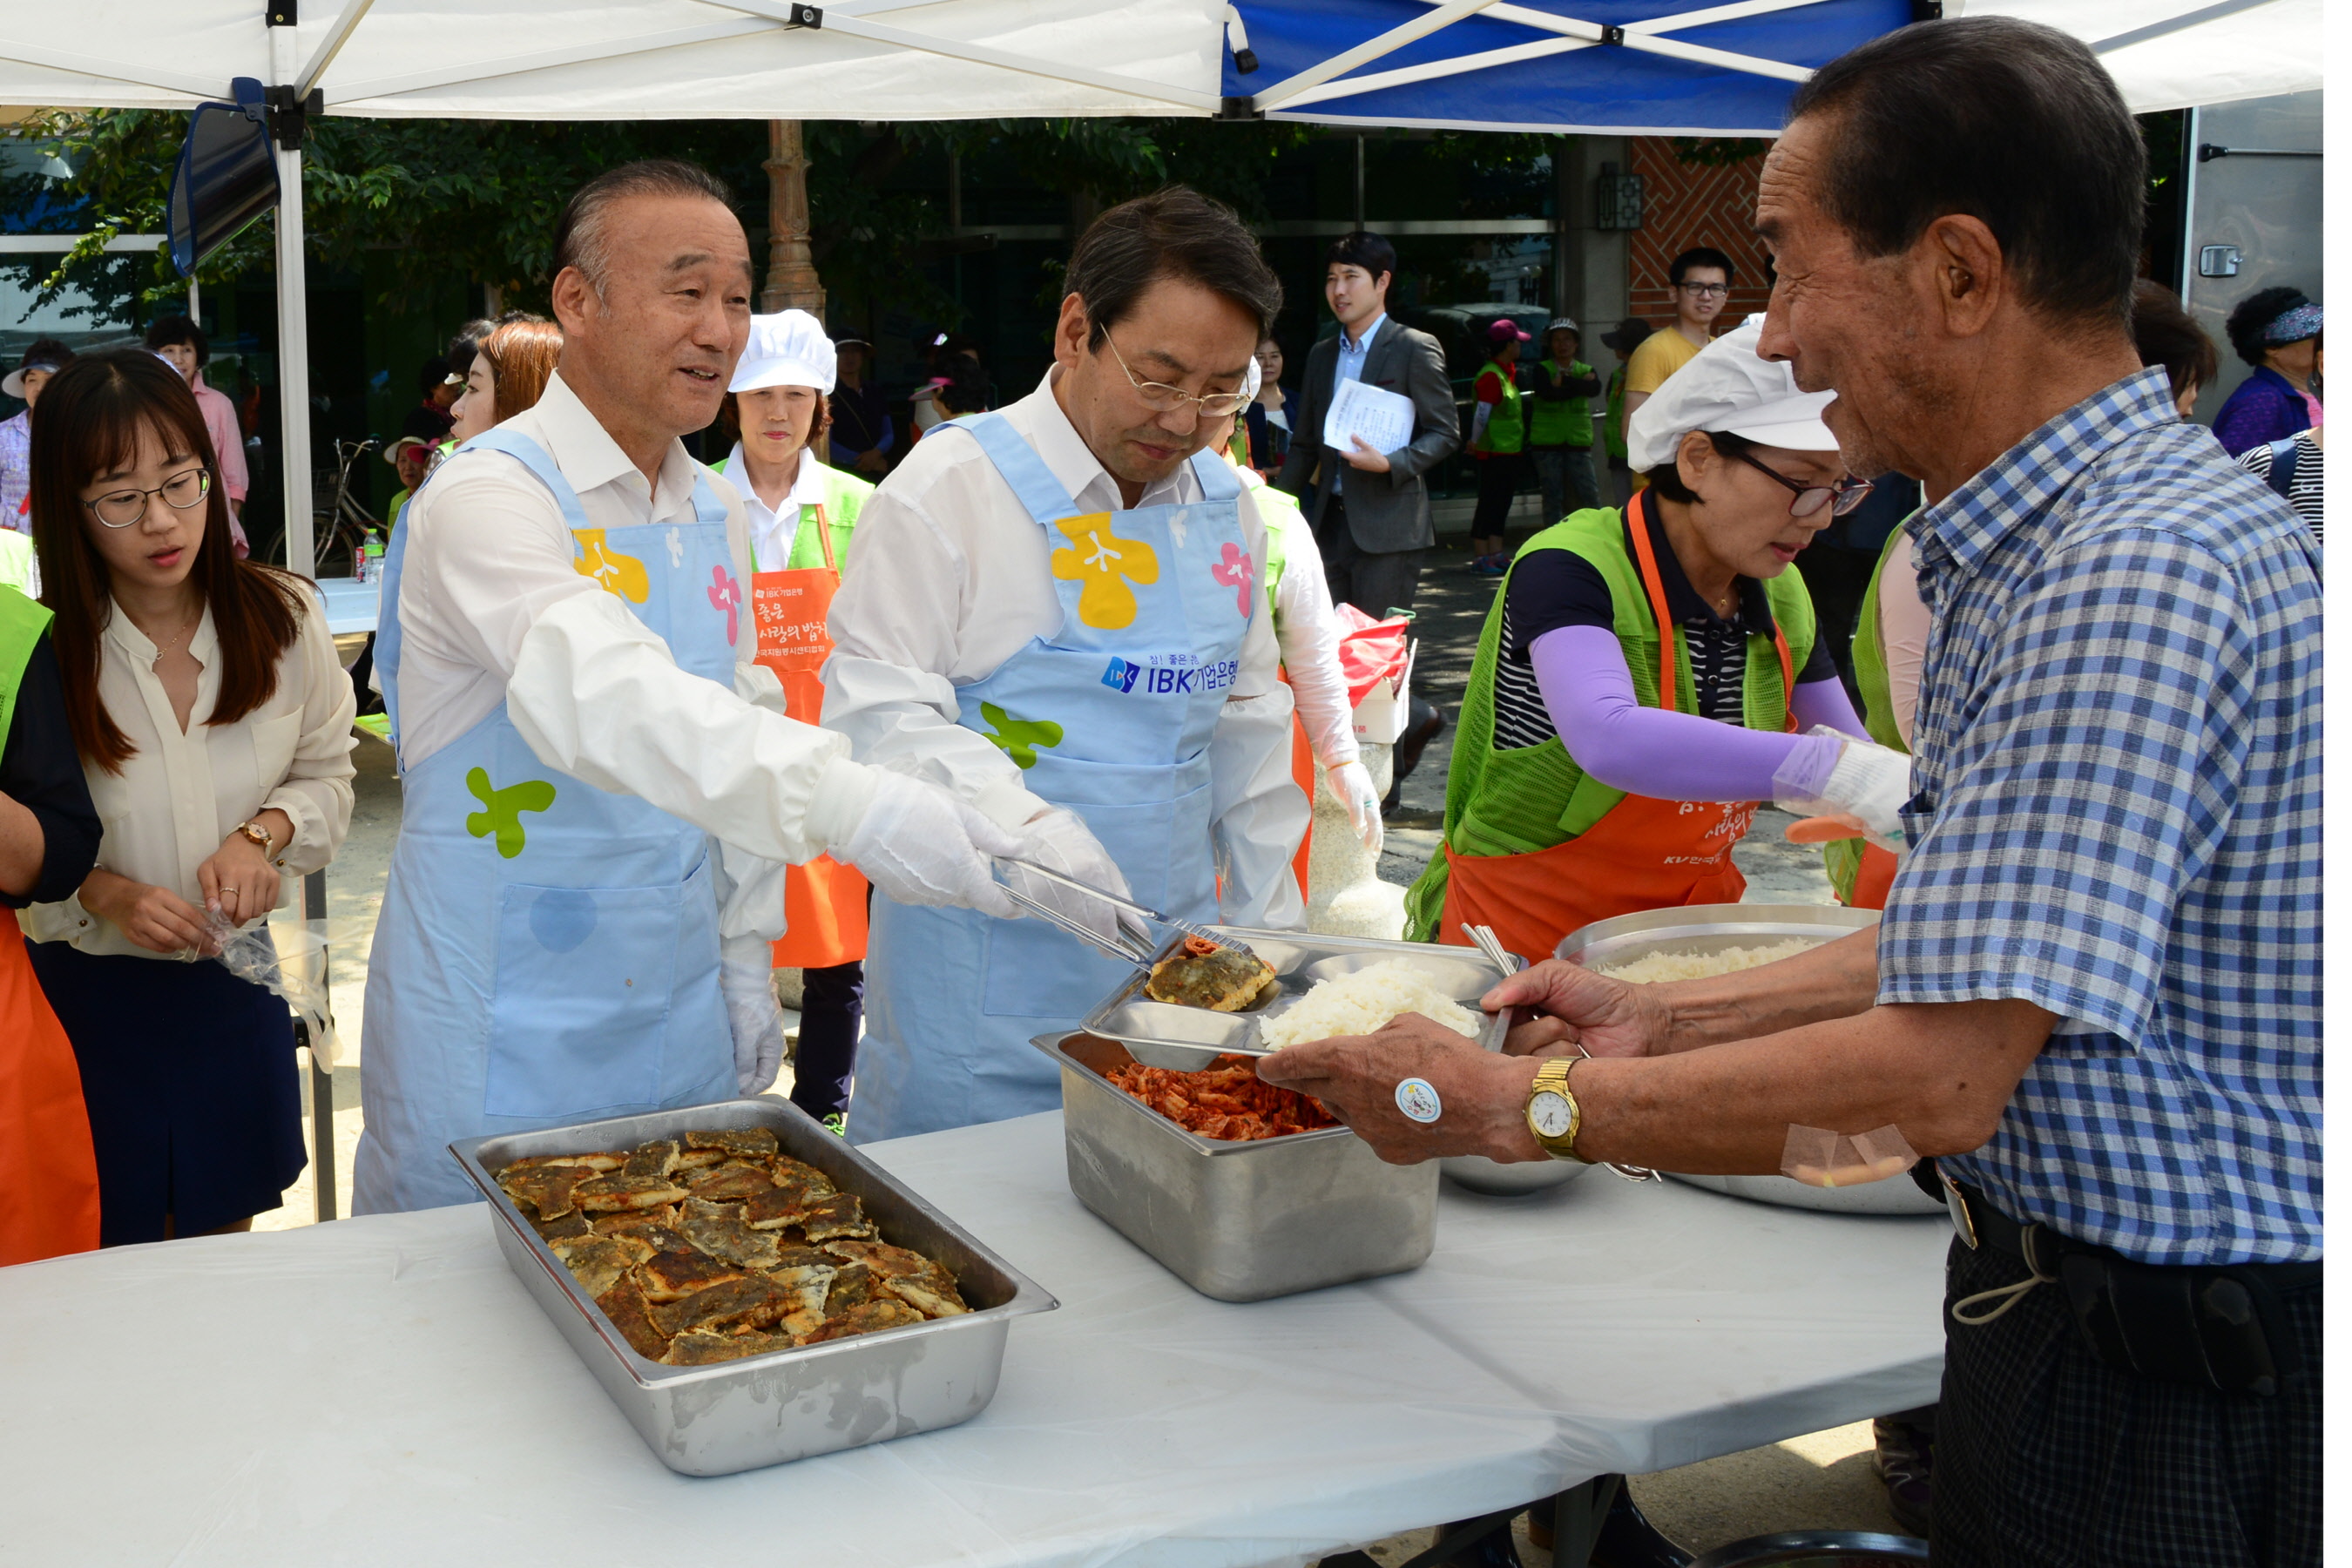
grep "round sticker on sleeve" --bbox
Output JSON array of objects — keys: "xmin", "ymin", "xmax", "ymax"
[{"xmin": 1395, "ymin": 1077, "xmax": 1443, "ymax": 1124}]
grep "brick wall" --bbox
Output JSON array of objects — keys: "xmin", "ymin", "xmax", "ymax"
[{"xmin": 1625, "ymin": 139, "xmax": 1774, "ymax": 332}]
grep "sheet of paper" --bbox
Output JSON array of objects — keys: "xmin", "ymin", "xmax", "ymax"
[{"xmin": 1323, "ymin": 377, "xmax": 1416, "ymax": 458}]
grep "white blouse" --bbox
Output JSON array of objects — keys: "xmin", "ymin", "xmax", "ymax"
[{"xmin": 24, "ymin": 586, "xmax": 358, "ymax": 958}]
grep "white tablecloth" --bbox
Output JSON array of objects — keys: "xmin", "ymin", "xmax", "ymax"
[
  {"xmin": 0, "ymin": 1112, "xmax": 1947, "ymax": 1565},
  {"xmin": 311, "ymin": 575, "xmax": 380, "ymax": 637}
]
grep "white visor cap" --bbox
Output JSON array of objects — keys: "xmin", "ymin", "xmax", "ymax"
[
  {"xmin": 730, "ymin": 308, "xmax": 836, "ymax": 395},
  {"xmin": 1624, "ymin": 319, "xmax": 1839, "ymax": 474}
]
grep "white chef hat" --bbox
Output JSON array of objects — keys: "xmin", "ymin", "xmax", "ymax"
[
  {"xmin": 730, "ymin": 309, "xmax": 835, "ymax": 395},
  {"xmin": 1625, "ymin": 319, "xmax": 1838, "ymax": 473}
]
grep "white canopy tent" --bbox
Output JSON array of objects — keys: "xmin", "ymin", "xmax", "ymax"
[{"xmin": 0, "ymin": 0, "xmax": 2324, "ymax": 572}]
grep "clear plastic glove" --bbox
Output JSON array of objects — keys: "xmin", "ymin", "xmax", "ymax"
[
  {"xmin": 1008, "ymin": 806, "xmax": 1133, "ymax": 943},
  {"xmin": 1328, "ymin": 761, "xmax": 1386, "ymax": 855},
  {"xmin": 1772, "ymin": 727, "xmax": 1911, "ymax": 851},
  {"xmin": 720, "ymin": 941, "xmax": 786, "ymax": 1096},
  {"xmin": 832, "ymin": 771, "xmax": 1022, "ymax": 918}
]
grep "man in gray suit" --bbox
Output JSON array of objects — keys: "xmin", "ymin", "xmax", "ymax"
[{"xmin": 1275, "ymin": 232, "xmax": 1461, "ymax": 616}]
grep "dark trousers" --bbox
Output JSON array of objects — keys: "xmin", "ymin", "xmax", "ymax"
[
  {"xmin": 1935, "ymin": 1238, "xmax": 2321, "ymax": 1567},
  {"xmin": 1317, "ymin": 497, "xmax": 1424, "ymax": 618},
  {"xmin": 1793, "ymin": 540, "xmax": 1878, "ymax": 706},
  {"xmin": 1528, "ymin": 446, "xmax": 1600, "ymax": 525},
  {"xmin": 1470, "ymin": 451, "xmax": 1526, "ymax": 540},
  {"xmin": 789, "ymin": 959, "xmax": 863, "ymax": 1121}
]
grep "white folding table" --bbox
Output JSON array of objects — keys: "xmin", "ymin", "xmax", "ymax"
[{"xmin": 0, "ymin": 1111, "xmax": 1945, "ymax": 1565}]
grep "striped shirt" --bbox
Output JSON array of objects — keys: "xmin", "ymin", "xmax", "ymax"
[
  {"xmin": 2234, "ymin": 429, "xmax": 2323, "ymax": 545},
  {"xmin": 1879, "ymin": 368, "xmax": 2322, "ymax": 1265}
]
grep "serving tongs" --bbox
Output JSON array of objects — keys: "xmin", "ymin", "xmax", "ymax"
[
  {"xmin": 997, "ymin": 857, "xmax": 1256, "ymax": 969},
  {"xmin": 1461, "ymin": 923, "xmax": 1658, "ymax": 1184}
]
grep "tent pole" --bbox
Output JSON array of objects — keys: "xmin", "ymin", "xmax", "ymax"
[{"xmin": 274, "ymin": 142, "xmax": 314, "ymax": 578}]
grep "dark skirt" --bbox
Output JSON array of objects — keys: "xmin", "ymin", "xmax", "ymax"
[{"xmin": 26, "ymin": 940, "xmax": 306, "ymax": 1244}]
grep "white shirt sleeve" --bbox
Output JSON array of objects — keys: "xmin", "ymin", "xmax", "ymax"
[
  {"xmin": 1267, "ymin": 527, "xmax": 1362, "ymax": 769},
  {"xmin": 260, "ymin": 598, "xmax": 360, "ymax": 876},
  {"xmin": 409, "ymin": 450, "xmax": 871, "ymax": 868},
  {"xmin": 1210, "ymin": 487, "xmax": 1309, "ymax": 929}
]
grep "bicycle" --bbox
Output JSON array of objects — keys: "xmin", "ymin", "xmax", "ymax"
[{"xmin": 312, "ymin": 437, "xmax": 382, "ymax": 578}]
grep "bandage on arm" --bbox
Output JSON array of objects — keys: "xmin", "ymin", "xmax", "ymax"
[{"xmin": 1528, "ymin": 625, "xmax": 1842, "ymax": 801}]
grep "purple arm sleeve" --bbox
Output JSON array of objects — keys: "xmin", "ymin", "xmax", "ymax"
[
  {"xmin": 1791, "ymin": 672, "xmax": 1869, "ymax": 739},
  {"xmin": 1529, "ymin": 625, "xmax": 1844, "ymax": 801}
]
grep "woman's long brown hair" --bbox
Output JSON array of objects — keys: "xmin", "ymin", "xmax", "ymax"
[
  {"xmin": 480, "ymin": 316, "xmax": 563, "ymax": 424},
  {"xmin": 30, "ymin": 349, "xmax": 303, "ymax": 772}
]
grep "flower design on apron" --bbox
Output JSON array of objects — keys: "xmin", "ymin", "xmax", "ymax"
[
  {"xmin": 706, "ymin": 564, "xmax": 741, "ymax": 644},
  {"xmin": 463, "ymin": 767, "xmax": 558, "ymax": 859},
  {"xmin": 571, "ymin": 530, "xmax": 651, "ymax": 603},
  {"xmin": 978, "ymin": 701, "xmax": 1064, "ymax": 769},
  {"xmin": 1051, "ymin": 511, "xmax": 1159, "ymax": 629},
  {"xmin": 1210, "ymin": 541, "xmax": 1254, "ymax": 618}
]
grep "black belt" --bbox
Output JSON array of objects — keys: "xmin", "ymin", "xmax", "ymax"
[{"xmin": 1931, "ymin": 1163, "xmax": 2320, "ymax": 1396}]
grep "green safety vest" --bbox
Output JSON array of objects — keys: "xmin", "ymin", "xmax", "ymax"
[
  {"xmin": 711, "ymin": 456, "xmax": 874, "ymax": 570},
  {"xmin": 0, "ymin": 584, "xmax": 52, "ymax": 745},
  {"xmin": 1604, "ymin": 366, "xmax": 1629, "ymax": 462},
  {"xmin": 1403, "ymin": 505, "xmax": 1815, "ymax": 942},
  {"xmin": 0, "ymin": 530, "xmax": 34, "ymax": 598},
  {"xmin": 1254, "ymin": 480, "xmax": 1301, "ymax": 625},
  {"xmin": 1821, "ymin": 518, "xmax": 1915, "ymax": 904},
  {"xmin": 1525, "ymin": 359, "xmax": 1595, "ymax": 449},
  {"xmin": 1473, "ymin": 359, "xmax": 1526, "ymax": 456}
]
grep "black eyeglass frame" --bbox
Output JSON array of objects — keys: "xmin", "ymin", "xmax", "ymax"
[
  {"xmin": 1733, "ymin": 449, "xmax": 1874, "ymax": 518},
  {"xmin": 84, "ymin": 466, "xmax": 213, "ymax": 529}
]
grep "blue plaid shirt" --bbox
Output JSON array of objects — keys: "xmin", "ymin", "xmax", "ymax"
[{"xmin": 1879, "ymin": 368, "xmax": 2322, "ymax": 1266}]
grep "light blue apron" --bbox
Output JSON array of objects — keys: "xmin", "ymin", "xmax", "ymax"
[
  {"xmin": 848, "ymin": 413, "xmax": 1251, "ymax": 1143},
  {"xmin": 354, "ymin": 429, "xmax": 740, "ymax": 1213}
]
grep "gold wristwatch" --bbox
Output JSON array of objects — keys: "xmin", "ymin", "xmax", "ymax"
[
  {"xmin": 1524, "ymin": 1058, "xmax": 1592, "ymax": 1163},
  {"xmin": 230, "ymin": 820, "xmax": 274, "ymax": 854}
]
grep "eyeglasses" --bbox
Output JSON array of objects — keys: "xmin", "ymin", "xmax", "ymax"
[
  {"xmin": 1679, "ymin": 281, "xmax": 1731, "ymax": 299},
  {"xmin": 1100, "ymin": 333, "xmax": 1252, "ymax": 418},
  {"xmin": 1734, "ymin": 449, "xmax": 1873, "ymax": 518},
  {"xmin": 84, "ymin": 467, "xmax": 211, "ymax": 528}
]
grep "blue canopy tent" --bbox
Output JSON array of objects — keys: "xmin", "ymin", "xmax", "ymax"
[
  {"xmin": 1221, "ymin": 0, "xmax": 1920, "ymax": 133},
  {"xmin": 1219, "ymin": 0, "xmax": 2322, "ymax": 129}
]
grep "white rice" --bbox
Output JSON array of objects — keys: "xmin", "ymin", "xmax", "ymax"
[
  {"xmin": 1257, "ymin": 959, "xmax": 1483, "ymax": 1049},
  {"xmin": 1593, "ymin": 938, "xmax": 1821, "ymax": 985}
]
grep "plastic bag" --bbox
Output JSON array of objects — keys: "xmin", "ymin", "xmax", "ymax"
[
  {"xmin": 1781, "ymin": 1123, "xmax": 1918, "ymax": 1187},
  {"xmin": 206, "ymin": 912, "xmax": 340, "ymax": 1068}
]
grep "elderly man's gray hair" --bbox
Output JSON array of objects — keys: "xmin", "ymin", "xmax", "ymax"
[{"xmin": 552, "ymin": 159, "xmax": 737, "ymax": 300}]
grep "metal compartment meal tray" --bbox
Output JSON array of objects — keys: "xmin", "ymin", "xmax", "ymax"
[
  {"xmin": 1038, "ymin": 1023, "xmax": 1441, "ymax": 1302},
  {"xmin": 452, "ymin": 1097, "xmax": 1057, "ymax": 1477},
  {"xmin": 1080, "ymin": 924, "xmax": 1511, "ymax": 1062}
]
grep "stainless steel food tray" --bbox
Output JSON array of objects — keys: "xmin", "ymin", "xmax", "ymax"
[
  {"xmin": 1079, "ymin": 924, "xmax": 1511, "ymax": 1061},
  {"xmin": 1556, "ymin": 902, "xmax": 1881, "ymax": 970},
  {"xmin": 450, "ymin": 1097, "xmax": 1057, "ymax": 1477},
  {"xmin": 1036, "ymin": 1031, "xmax": 1439, "ymax": 1302}
]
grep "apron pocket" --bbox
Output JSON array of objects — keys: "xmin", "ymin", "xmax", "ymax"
[
  {"xmin": 484, "ymin": 880, "xmax": 684, "ymax": 1119},
  {"xmin": 980, "ymin": 795, "xmax": 1188, "ymax": 1020}
]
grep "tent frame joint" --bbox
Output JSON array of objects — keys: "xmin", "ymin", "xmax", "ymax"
[
  {"xmin": 785, "ymin": 3, "xmax": 823, "ymax": 28},
  {"xmin": 267, "ymin": 84, "xmax": 324, "ymax": 150},
  {"xmin": 1598, "ymin": 24, "xmax": 1625, "ymax": 45},
  {"xmin": 1220, "ymin": 95, "xmax": 1261, "ymax": 120}
]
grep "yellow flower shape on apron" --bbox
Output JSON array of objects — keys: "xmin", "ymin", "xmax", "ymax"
[
  {"xmin": 1051, "ymin": 511, "xmax": 1159, "ymax": 630},
  {"xmin": 571, "ymin": 529, "xmax": 651, "ymax": 603}
]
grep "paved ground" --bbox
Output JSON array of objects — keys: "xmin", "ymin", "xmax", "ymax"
[{"xmin": 251, "ymin": 548, "xmax": 1904, "ymax": 1559}]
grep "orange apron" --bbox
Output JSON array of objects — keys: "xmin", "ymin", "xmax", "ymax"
[
  {"xmin": 1279, "ymin": 666, "xmax": 1317, "ymax": 900},
  {"xmin": 1437, "ymin": 497, "xmax": 1793, "ymax": 963},
  {"xmin": 0, "ymin": 908, "xmax": 100, "ymax": 1265},
  {"xmin": 1846, "ymin": 844, "xmax": 1898, "ymax": 910},
  {"xmin": 751, "ymin": 504, "xmax": 869, "ymax": 969}
]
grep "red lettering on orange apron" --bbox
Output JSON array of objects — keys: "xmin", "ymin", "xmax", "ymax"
[{"xmin": 751, "ymin": 504, "xmax": 868, "ymax": 970}]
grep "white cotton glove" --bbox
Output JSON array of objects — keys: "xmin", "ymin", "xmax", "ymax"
[
  {"xmin": 1328, "ymin": 761, "xmax": 1386, "ymax": 855},
  {"xmin": 828, "ymin": 769, "xmax": 1022, "ymax": 919},
  {"xmin": 720, "ymin": 938, "xmax": 786, "ymax": 1096},
  {"xmin": 1772, "ymin": 728, "xmax": 1912, "ymax": 852},
  {"xmin": 1007, "ymin": 807, "xmax": 1133, "ymax": 943}
]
